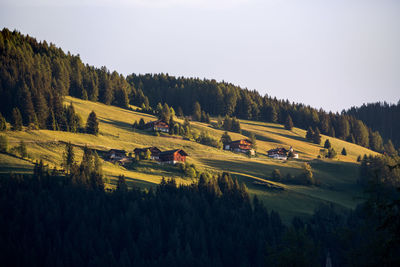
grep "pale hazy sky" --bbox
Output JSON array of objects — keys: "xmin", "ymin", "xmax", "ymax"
[{"xmin": 1, "ymin": 0, "xmax": 399, "ymax": 112}]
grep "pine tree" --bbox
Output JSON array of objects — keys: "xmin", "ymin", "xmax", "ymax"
[
  {"xmin": 47, "ymin": 110, "xmax": 57, "ymax": 130},
  {"xmin": 0, "ymin": 135, "xmax": 8, "ymax": 153},
  {"xmin": 161, "ymin": 103, "xmax": 171, "ymax": 122},
  {"xmin": 0, "ymin": 113, "xmax": 7, "ymax": 131},
  {"xmin": 313, "ymin": 127, "xmax": 321, "ymax": 145},
  {"xmin": 223, "ymin": 116, "xmax": 232, "ymax": 131},
  {"xmin": 306, "ymin": 127, "xmax": 314, "ymax": 141},
  {"xmin": 193, "ymin": 102, "xmax": 201, "ymax": 121},
  {"xmin": 139, "ymin": 118, "xmax": 145, "ymax": 129},
  {"xmin": 284, "ymin": 115, "xmax": 294, "ymax": 131},
  {"xmin": 220, "ymin": 131, "xmax": 232, "ymax": 146},
  {"xmin": 249, "ymin": 132, "xmax": 257, "ymax": 150},
  {"xmin": 324, "ymin": 139, "xmax": 331, "ymax": 149},
  {"xmin": 86, "ymin": 111, "xmax": 99, "ymax": 135},
  {"xmin": 17, "ymin": 141, "xmax": 28, "ymax": 158},
  {"xmin": 231, "ymin": 117, "xmax": 241, "ymax": 133},
  {"xmin": 12, "ymin": 107, "xmax": 23, "ymax": 131},
  {"xmin": 384, "ymin": 140, "xmax": 397, "ymax": 156},
  {"xmin": 63, "ymin": 142, "xmax": 75, "ymax": 174},
  {"xmin": 341, "ymin": 147, "xmax": 347, "ymax": 156},
  {"xmin": 177, "ymin": 107, "xmax": 184, "ymax": 118},
  {"xmin": 117, "ymin": 175, "xmax": 128, "ymax": 192}
]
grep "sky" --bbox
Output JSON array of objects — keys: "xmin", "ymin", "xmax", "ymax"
[{"xmin": 1, "ymin": 0, "xmax": 399, "ymax": 112}]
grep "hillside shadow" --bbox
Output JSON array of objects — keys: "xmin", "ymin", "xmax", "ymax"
[
  {"xmin": 241, "ymin": 121, "xmax": 283, "ymax": 130},
  {"xmin": 199, "ymin": 157, "xmax": 300, "ymax": 179},
  {"xmin": 241, "ymin": 129, "xmax": 283, "ymax": 144}
]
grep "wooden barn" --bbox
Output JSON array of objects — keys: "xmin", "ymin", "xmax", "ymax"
[
  {"xmin": 143, "ymin": 120, "xmax": 169, "ymax": 133},
  {"xmin": 224, "ymin": 139, "xmax": 254, "ymax": 155},
  {"xmin": 267, "ymin": 147, "xmax": 288, "ymax": 160},
  {"xmin": 133, "ymin": 147, "xmax": 162, "ymax": 160},
  {"xmin": 107, "ymin": 149, "xmax": 127, "ymax": 160},
  {"xmin": 159, "ymin": 149, "xmax": 188, "ymax": 164}
]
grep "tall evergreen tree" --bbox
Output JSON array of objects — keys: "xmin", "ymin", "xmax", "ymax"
[
  {"xmin": 341, "ymin": 147, "xmax": 347, "ymax": 156},
  {"xmin": 353, "ymin": 120, "xmax": 369, "ymax": 147},
  {"xmin": 220, "ymin": 131, "xmax": 232, "ymax": 146},
  {"xmin": 117, "ymin": 175, "xmax": 128, "ymax": 192},
  {"xmin": 11, "ymin": 107, "xmax": 23, "ymax": 131},
  {"xmin": 384, "ymin": 140, "xmax": 397, "ymax": 156},
  {"xmin": 313, "ymin": 127, "xmax": 321, "ymax": 145},
  {"xmin": 63, "ymin": 142, "xmax": 75, "ymax": 174},
  {"xmin": 0, "ymin": 113, "xmax": 6, "ymax": 131},
  {"xmin": 285, "ymin": 115, "xmax": 294, "ymax": 131},
  {"xmin": 86, "ymin": 111, "xmax": 99, "ymax": 135},
  {"xmin": 193, "ymin": 101, "xmax": 201, "ymax": 121},
  {"xmin": 324, "ymin": 139, "xmax": 331, "ymax": 149},
  {"xmin": 306, "ymin": 126, "xmax": 314, "ymax": 141},
  {"xmin": 0, "ymin": 135, "xmax": 8, "ymax": 153}
]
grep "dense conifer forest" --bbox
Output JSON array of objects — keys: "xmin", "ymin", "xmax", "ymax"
[
  {"xmin": 0, "ymin": 155, "xmax": 399, "ymax": 267},
  {"xmin": 345, "ymin": 101, "xmax": 400, "ymax": 149},
  {"xmin": 1, "ymin": 28, "xmax": 398, "ymax": 155}
]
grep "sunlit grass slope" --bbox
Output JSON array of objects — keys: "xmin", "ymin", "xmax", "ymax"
[{"xmin": 1, "ymin": 96, "xmax": 378, "ymax": 222}]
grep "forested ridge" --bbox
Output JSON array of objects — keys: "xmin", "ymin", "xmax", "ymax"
[
  {"xmin": 0, "ymin": 28, "xmax": 398, "ymax": 154},
  {"xmin": 1, "ymin": 155, "xmax": 400, "ymax": 267},
  {"xmin": 345, "ymin": 101, "xmax": 400, "ymax": 149}
]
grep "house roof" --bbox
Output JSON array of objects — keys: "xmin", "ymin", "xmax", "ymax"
[
  {"xmin": 144, "ymin": 120, "xmax": 169, "ymax": 128},
  {"xmin": 159, "ymin": 149, "xmax": 188, "ymax": 157},
  {"xmin": 108, "ymin": 149, "xmax": 126, "ymax": 154},
  {"xmin": 229, "ymin": 139, "xmax": 252, "ymax": 145},
  {"xmin": 134, "ymin": 147, "xmax": 161, "ymax": 153}
]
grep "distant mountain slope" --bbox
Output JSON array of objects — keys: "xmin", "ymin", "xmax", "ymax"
[
  {"xmin": 1, "ymin": 96, "xmax": 378, "ymax": 222},
  {"xmin": 0, "ymin": 27, "xmax": 392, "ymax": 155}
]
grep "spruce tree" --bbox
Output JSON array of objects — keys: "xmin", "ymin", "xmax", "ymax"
[
  {"xmin": 193, "ymin": 101, "xmax": 201, "ymax": 121},
  {"xmin": 12, "ymin": 107, "xmax": 23, "ymax": 131},
  {"xmin": 63, "ymin": 142, "xmax": 75, "ymax": 174},
  {"xmin": 384, "ymin": 140, "xmax": 397, "ymax": 156},
  {"xmin": 306, "ymin": 127, "xmax": 314, "ymax": 141},
  {"xmin": 220, "ymin": 131, "xmax": 232, "ymax": 146},
  {"xmin": 231, "ymin": 117, "xmax": 241, "ymax": 133},
  {"xmin": 86, "ymin": 111, "xmax": 99, "ymax": 135},
  {"xmin": 284, "ymin": 115, "xmax": 294, "ymax": 131},
  {"xmin": 17, "ymin": 141, "xmax": 28, "ymax": 158},
  {"xmin": 117, "ymin": 175, "xmax": 128, "ymax": 192},
  {"xmin": 0, "ymin": 113, "xmax": 7, "ymax": 131},
  {"xmin": 324, "ymin": 139, "xmax": 331, "ymax": 149},
  {"xmin": 0, "ymin": 135, "xmax": 8, "ymax": 153},
  {"xmin": 161, "ymin": 103, "xmax": 170, "ymax": 122},
  {"xmin": 249, "ymin": 132, "xmax": 257, "ymax": 150},
  {"xmin": 313, "ymin": 127, "xmax": 321, "ymax": 145},
  {"xmin": 341, "ymin": 147, "xmax": 347, "ymax": 156}
]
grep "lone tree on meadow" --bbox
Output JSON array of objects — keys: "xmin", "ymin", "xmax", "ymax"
[
  {"xmin": 285, "ymin": 115, "xmax": 294, "ymax": 131},
  {"xmin": 306, "ymin": 126, "xmax": 314, "ymax": 141},
  {"xmin": 324, "ymin": 139, "xmax": 331, "ymax": 149},
  {"xmin": 86, "ymin": 111, "xmax": 99, "ymax": 135},
  {"xmin": 313, "ymin": 127, "xmax": 321, "ymax": 145},
  {"xmin": 341, "ymin": 147, "xmax": 347, "ymax": 156}
]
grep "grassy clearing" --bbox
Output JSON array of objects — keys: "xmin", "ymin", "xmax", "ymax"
[{"xmin": 0, "ymin": 96, "xmax": 378, "ymax": 222}]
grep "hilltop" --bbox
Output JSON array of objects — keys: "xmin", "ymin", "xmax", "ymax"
[{"xmin": 1, "ymin": 96, "xmax": 378, "ymax": 222}]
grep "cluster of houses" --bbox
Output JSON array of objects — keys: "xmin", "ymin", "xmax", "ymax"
[
  {"xmin": 107, "ymin": 147, "xmax": 188, "ymax": 165},
  {"xmin": 223, "ymin": 139, "xmax": 255, "ymax": 156},
  {"xmin": 267, "ymin": 146, "xmax": 298, "ymax": 160}
]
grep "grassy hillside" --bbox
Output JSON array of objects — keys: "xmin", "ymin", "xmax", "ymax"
[{"xmin": 1, "ymin": 96, "xmax": 378, "ymax": 222}]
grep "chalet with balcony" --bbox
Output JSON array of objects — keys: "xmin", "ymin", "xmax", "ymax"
[
  {"xmin": 159, "ymin": 149, "xmax": 188, "ymax": 164},
  {"xmin": 133, "ymin": 147, "xmax": 162, "ymax": 160},
  {"xmin": 224, "ymin": 139, "xmax": 254, "ymax": 155},
  {"xmin": 143, "ymin": 120, "xmax": 169, "ymax": 133}
]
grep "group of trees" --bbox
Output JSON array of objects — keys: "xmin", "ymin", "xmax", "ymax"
[
  {"xmin": 306, "ymin": 127, "xmax": 321, "ymax": 144},
  {"xmin": 2, "ymin": 28, "xmax": 397, "ymax": 155},
  {"xmin": 3, "ymin": 157, "xmax": 399, "ymax": 266},
  {"xmin": 217, "ymin": 116, "xmax": 241, "ymax": 133},
  {"xmin": 126, "ymin": 73, "xmax": 397, "ymax": 153},
  {"xmin": 0, "ymin": 29, "xmax": 147, "ymax": 133},
  {"xmin": 345, "ymin": 101, "xmax": 400, "ymax": 149},
  {"xmin": 270, "ymin": 163, "xmax": 317, "ymax": 186}
]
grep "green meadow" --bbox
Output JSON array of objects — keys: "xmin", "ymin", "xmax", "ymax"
[{"xmin": 1, "ymin": 96, "xmax": 378, "ymax": 222}]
